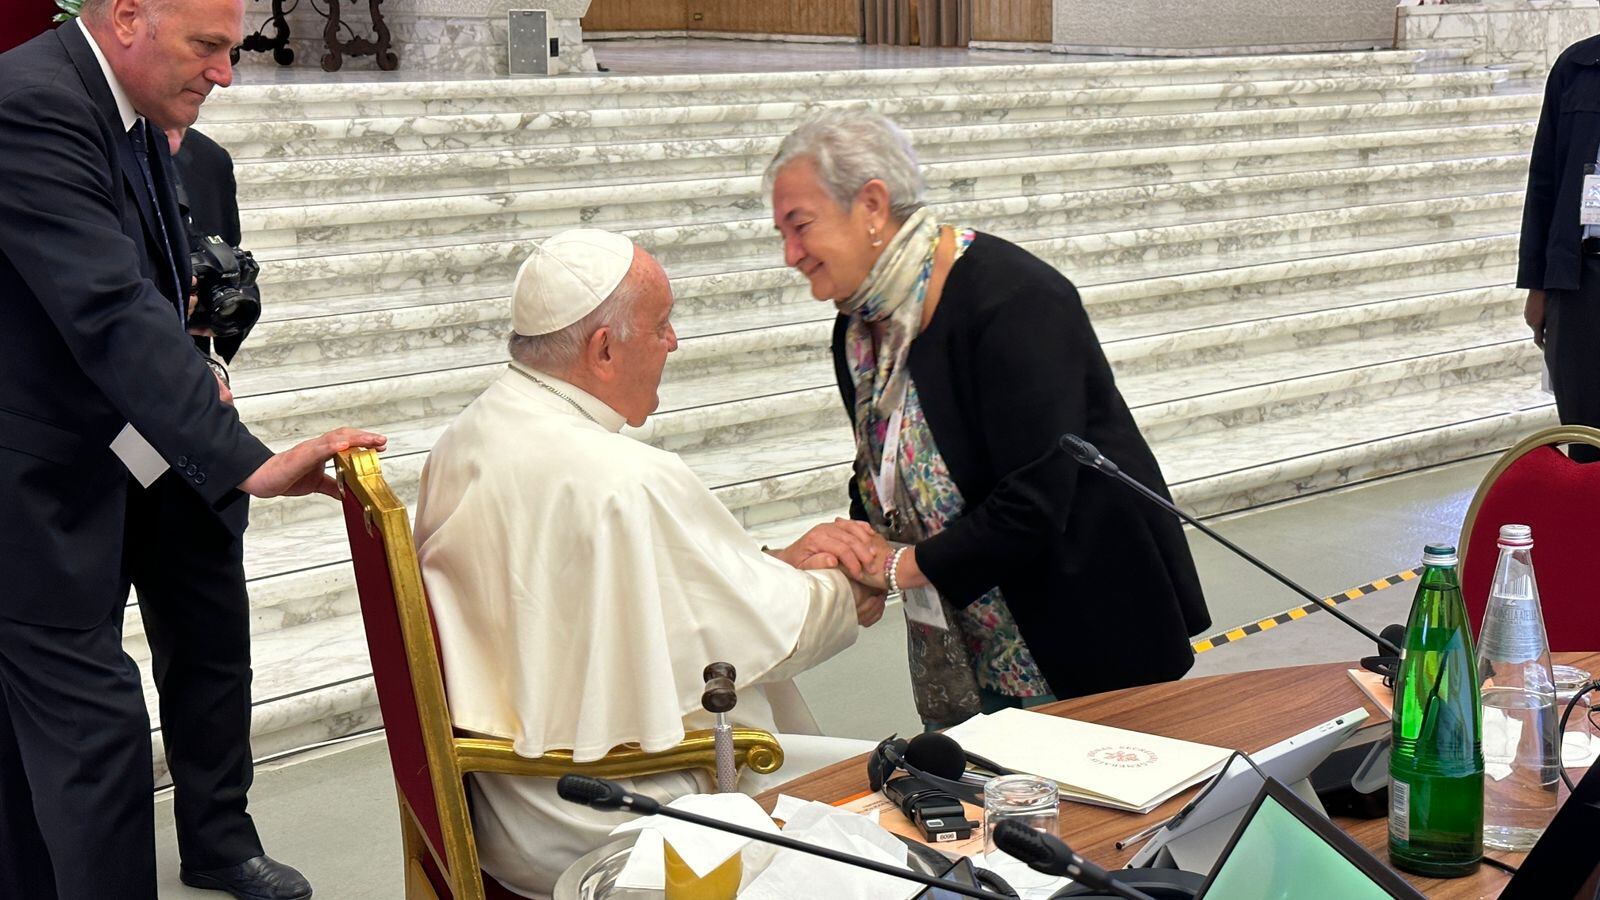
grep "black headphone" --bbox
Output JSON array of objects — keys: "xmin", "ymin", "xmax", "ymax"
[{"xmin": 867, "ymin": 731, "xmax": 1015, "ymax": 805}]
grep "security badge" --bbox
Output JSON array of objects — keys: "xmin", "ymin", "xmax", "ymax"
[{"xmin": 1584, "ymin": 163, "xmax": 1600, "ymax": 226}]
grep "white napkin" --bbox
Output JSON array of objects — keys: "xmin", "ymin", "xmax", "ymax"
[
  {"xmin": 610, "ymin": 793, "xmax": 780, "ymax": 888},
  {"xmin": 740, "ymin": 800, "xmax": 918, "ymax": 900},
  {"xmin": 1482, "ymin": 705, "xmax": 1524, "ymax": 782}
]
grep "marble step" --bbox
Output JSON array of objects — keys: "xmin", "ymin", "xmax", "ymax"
[
  {"xmin": 239, "ymin": 148, "xmax": 1531, "ymax": 251},
  {"xmin": 235, "ymin": 173, "xmax": 1530, "ymax": 375},
  {"xmin": 242, "ymin": 155, "xmax": 1528, "ymax": 325},
  {"xmin": 131, "ymin": 296, "xmax": 1539, "ymax": 656},
  {"xmin": 249, "ymin": 186, "xmax": 1523, "ymax": 307},
  {"xmin": 200, "ymin": 50, "xmax": 1463, "ymax": 123},
  {"xmin": 229, "ymin": 225, "xmax": 1525, "ymax": 455},
  {"xmin": 203, "ymin": 71, "xmax": 1514, "ymax": 162},
  {"xmin": 233, "ymin": 164, "xmax": 1523, "ymax": 365},
  {"xmin": 135, "ymin": 614, "xmax": 379, "ymax": 788},
  {"xmin": 1166, "ymin": 380, "xmax": 1557, "ymax": 517},
  {"xmin": 240, "ymin": 284, "xmax": 1530, "ymax": 532},
  {"xmin": 228, "ymin": 97, "xmax": 1539, "ymax": 200},
  {"xmin": 133, "ymin": 354, "xmax": 1552, "ymax": 771},
  {"xmin": 235, "ymin": 332, "xmax": 1540, "ymax": 584}
]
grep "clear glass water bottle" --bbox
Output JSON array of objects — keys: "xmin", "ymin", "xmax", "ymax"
[{"xmin": 1475, "ymin": 524, "xmax": 1559, "ymax": 851}]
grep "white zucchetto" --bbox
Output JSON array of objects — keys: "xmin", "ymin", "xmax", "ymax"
[{"xmin": 511, "ymin": 229, "xmax": 637, "ymax": 336}]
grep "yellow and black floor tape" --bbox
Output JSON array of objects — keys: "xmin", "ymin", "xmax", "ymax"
[{"xmin": 1191, "ymin": 566, "xmax": 1423, "ymax": 654}]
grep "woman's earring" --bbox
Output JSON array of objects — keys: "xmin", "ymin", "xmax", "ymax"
[{"xmin": 869, "ymin": 225, "xmax": 883, "ymax": 248}]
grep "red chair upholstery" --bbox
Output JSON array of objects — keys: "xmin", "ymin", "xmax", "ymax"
[
  {"xmin": 1459, "ymin": 426, "xmax": 1600, "ymax": 652},
  {"xmin": 333, "ymin": 448, "xmax": 785, "ymax": 899}
]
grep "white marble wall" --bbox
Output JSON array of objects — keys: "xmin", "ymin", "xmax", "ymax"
[
  {"xmin": 1397, "ymin": 0, "xmax": 1600, "ymax": 75},
  {"xmin": 1052, "ymin": 0, "xmax": 1394, "ymax": 55},
  {"xmin": 236, "ymin": 0, "xmax": 597, "ymax": 75}
]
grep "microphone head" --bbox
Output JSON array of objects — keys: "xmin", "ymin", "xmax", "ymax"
[
  {"xmin": 556, "ymin": 775, "xmax": 627, "ymax": 810},
  {"xmin": 905, "ymin": 732, "xmax": 967, "ymax": 781},
  {"xmin": 1379, "ymin": 624, "xmax": 1406, "ymax": 653},
  {"xmin": 992, "ymin": 820, "xmax": 1055, "ymax": 868},
  {"xmin": 1059, "ymin": 433, "xmax": 1099, "ymax": 466}
]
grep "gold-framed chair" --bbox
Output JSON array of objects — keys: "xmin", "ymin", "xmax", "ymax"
[
  {"xmin": 1459, "ymin": 425, "xmax": 1600, "ymax": 652},
  {"xmin": 333, "ymin": 448, "xmax": 784, "ymax": 899}
]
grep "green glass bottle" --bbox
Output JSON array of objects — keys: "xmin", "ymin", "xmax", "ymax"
[{"xmin": 1388, "ymin": 543, "xmax": 1483, "ymax": 877}]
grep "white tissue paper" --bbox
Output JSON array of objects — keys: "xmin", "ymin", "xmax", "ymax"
[
  {"xmin": 1482, "ymin": 705, "xmax": 1523, "ymax": 782},
  {"xmin": 740, "ymin": 799, "xmax": 921, "ymax": 900},
  {"xmin": 610, "ymin": 792, "xmax": 780, "ymax": 889}
]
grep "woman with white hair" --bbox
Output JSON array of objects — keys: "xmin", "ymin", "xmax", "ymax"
[{"xmin": 767, "ymin": 110, "xmax": 1212, "ymax": 729}]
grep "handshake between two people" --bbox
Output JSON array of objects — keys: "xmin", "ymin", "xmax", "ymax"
[{"xmin": 769, "ymin": 518, "xmax": 925, "ymax": 629}]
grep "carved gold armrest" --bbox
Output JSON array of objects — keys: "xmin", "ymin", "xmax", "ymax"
[{"xmin": 454, "ymin": 728, "xmax": 785, "ymax": 783}]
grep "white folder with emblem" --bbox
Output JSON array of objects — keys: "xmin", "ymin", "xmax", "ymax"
[{"xmin": 942, "ymin": 707, "xmax": 1234, "ymax": 814}]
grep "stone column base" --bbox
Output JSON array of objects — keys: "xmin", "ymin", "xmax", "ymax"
[{"xmin": 1397, "ymin": 0, "xmax": 1600, "ymax": 76}]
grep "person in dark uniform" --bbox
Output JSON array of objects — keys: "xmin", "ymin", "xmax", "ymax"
[
  {"xmin": 767, "ymin": 110, "xmax": 1211, "ymax": 730},
  {"xmin": 1520, "ymin": 35, "xmax": 1600, "ymax": 462},
  {"xmin": 127, "ymin": 125, "xmax": 311, "ymax": 899}
]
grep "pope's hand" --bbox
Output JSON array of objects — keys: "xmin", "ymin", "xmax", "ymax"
[
  {"xmin": 237, "ymin": 427, "xmax": 387, "ymax": 500},
  {"xmin": 775, "ymin": 518, "xmax": 887, "ymax": 580},
  {"xmin": 849, "ymin": 577, "xmax": 886, "ymax": 627}
]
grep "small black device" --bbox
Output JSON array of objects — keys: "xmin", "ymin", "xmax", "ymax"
[
  {"xmin": 912, "ymin": 856, "xmax": 1021, "ymax": 900},
  {"xmin": 883, "ymin": 774, "xmax": 978, "ymax": 843},
  {"xmin": 187, "ymin": 233, "xmax": 261, "ymax": 339}
]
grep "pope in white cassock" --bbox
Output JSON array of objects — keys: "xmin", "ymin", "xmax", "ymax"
[{"xmin": 413, "ymin": 229, "xmax": 889, "ymax": 898}]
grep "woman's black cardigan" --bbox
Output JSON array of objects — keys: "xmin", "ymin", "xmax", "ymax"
[{"xmin": 832, "ymin": 233, "xmax": 1212, "ymax": 699}]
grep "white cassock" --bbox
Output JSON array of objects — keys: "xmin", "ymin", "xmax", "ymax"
[{"xmin": 414, "ymin": 361, "xmax": 869, "ymax": 899}]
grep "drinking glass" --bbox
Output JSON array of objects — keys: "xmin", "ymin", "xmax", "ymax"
[
  {"xmin": 983, "ymin": 774, "xmax": 1060, "ymax": 889},
  {"xmin": 1553, "ymin": 665, "xmax": 1597, "ymax": 770}
]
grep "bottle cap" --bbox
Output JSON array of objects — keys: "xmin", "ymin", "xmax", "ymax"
[
  {"xmin": 1422, "ymin": 543, "xmax": 1458, "ymax": 567},
  {"xmin": 1496, "ymin": 524, "xmax": 1533, "ymax": 549}
]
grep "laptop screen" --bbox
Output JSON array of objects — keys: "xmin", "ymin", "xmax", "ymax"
[{"xmin": 1199, "ymin": 780, "xmax": 1422, "ymax": 900}]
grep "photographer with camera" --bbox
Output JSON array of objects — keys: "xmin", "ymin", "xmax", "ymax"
[{"xmin": 116, "ymin": 125, "xmax": 310, "ymax": 900}]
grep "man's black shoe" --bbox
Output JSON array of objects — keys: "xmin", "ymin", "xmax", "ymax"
[{"xmin": 180, "ymin": 855, "xmax": 313, "ymax": 900}]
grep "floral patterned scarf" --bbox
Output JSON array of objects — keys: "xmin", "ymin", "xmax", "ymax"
[{"xmin": 839, "ymin": 210, "xmax": 1046, "ymax": 726}]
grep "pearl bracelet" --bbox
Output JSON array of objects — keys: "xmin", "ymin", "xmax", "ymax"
[{"xmin": 886, "ymin": 546, "xmax": 907, "ymax": 600}]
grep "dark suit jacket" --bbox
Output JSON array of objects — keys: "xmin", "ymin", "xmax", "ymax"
[
  {"xmin": 1519, "ymin": 34, "xmax": 1600, "ymax": 293},
  {"xmin": 0, "ymin": 24, "xmax": 272, "ymax": 629},
  {"xmin": 175, "ymin": 127, "xmax": 255, "ymax": 363},
  {"xmin": 833, "ymin": 233, "xmax": 1211, "ymax": 700}
]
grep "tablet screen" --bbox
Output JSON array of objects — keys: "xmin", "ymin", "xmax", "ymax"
[{"xmin": 1199, "ymin": 789, "xmax": 1409, "ymax": 900}]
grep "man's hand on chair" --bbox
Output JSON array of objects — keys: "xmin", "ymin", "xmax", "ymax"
[{"xmin": 238, "ymin": 427, "xmax": 388, "ymax": 500}]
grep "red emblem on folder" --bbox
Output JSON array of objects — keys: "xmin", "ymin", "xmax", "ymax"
[{"xmin": 1088, "ymin": 745, "xmax": 1158, "ymax": 768}]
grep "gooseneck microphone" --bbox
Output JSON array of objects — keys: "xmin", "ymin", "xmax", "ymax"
[
  {"xmin": 991, "ymin": 821, "xmax": 1157, "ymax": 900},
  {"xmin": 556, "ymin": 775, "xmax": 1007, "ymax": 899},
  {"xmin": 1058, "ymin": 434, "xmax": 1403, "ymax": 658}
]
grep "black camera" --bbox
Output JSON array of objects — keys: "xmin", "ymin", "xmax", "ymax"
[{"xmin": 188, "ymin": 233, "xmax": 261, "ymax": 339}]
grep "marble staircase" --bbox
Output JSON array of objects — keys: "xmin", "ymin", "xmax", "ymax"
[{"xmin": 136, "ymin": 50, "xmax": 1553, "ymax": 779}]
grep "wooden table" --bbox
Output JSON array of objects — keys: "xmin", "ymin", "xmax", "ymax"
[{"xmin": 759, "ymin": 652, "xmax": 1600, "ymax": 900}]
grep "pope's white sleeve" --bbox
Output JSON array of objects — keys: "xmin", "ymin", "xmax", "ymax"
[{"xmin": 757, "ymin": 568, "xmax": 859, "ymax": 685}]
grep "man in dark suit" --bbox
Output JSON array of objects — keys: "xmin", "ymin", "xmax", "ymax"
[
  {"xmin": 0, "ymin": 0, "xmax": 386, "ymax": 896},
  {"xmin": 120, "ymin": 125, "xmax": 311, "ymax": 898}
]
